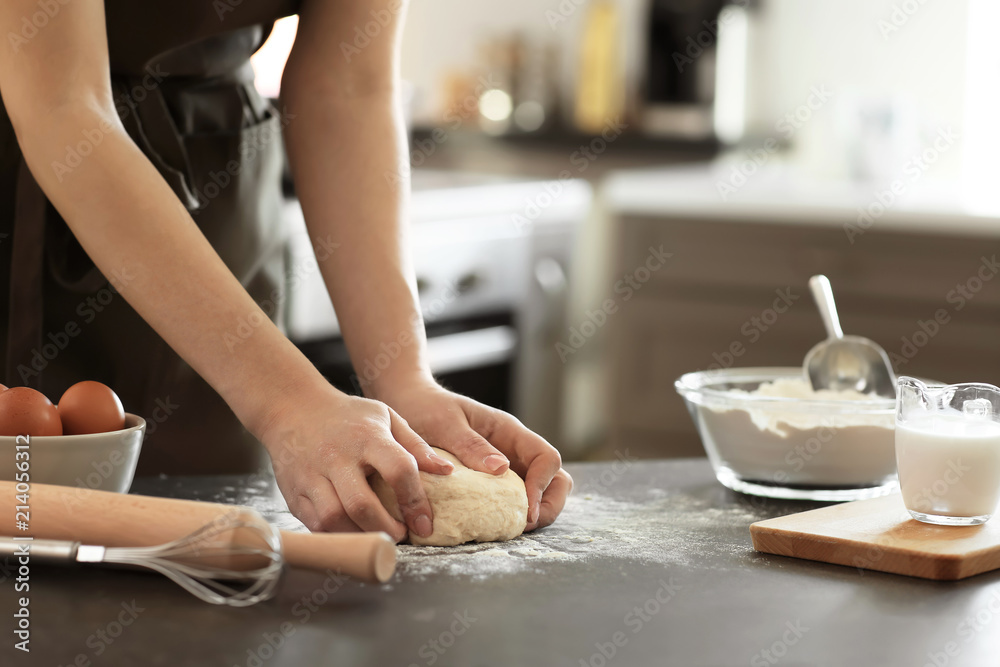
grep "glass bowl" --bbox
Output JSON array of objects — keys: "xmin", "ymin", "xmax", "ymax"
[{"xmin": 675, "ymin": 367, "xmax": 898, "ymax": 501}]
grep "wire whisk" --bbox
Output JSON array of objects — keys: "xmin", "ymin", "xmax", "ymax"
[{"xmin": 0, "ymin": 509, "xmax": 284, "ymax": 607}]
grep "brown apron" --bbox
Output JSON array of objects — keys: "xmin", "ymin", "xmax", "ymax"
[{"xmin": 0, "ymin": 1, "xmax": 300, "ymax": 474}]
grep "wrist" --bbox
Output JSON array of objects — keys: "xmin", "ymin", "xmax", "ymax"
[
  {"xmin": 365, "ymin": 367, "xmax": 438, "ymax": 405},
  {"xmin": 243, "ymin": 365, "xmax": 345, "ymax": 449}
]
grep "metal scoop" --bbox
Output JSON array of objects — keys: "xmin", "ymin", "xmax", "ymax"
[{"xmin": 803, "ymin": 275, "xmax": 896, "ymax": 398}]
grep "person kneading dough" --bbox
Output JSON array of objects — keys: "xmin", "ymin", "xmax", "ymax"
[
  {"xmin": 0, "ymin": 0, "xmax": 573, "ymax": 542},
  {"xmin": 373, "ymin": 448, "xmax": 529, "ymax": 546}
]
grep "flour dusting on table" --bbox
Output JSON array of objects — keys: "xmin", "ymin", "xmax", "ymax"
[{"xmin": 394, "ymin": 488, "xmax": 761, "ymax": 581}]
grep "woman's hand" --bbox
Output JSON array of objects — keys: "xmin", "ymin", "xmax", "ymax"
[
  {"xmin": 282, "ymin": 0, "xmax": 569, "ymax": 534},
  {"xmin": 258, "ymin": 380, "xmax": 455, "ymax": 542},
  {"xmin": 373, "ymin": 380, "xmax": 573, "ymax": 532}
]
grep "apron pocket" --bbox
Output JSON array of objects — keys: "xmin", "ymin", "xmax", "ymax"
[{"xmin": 180, "ymin": 109, "xmax": 286, "ymax": 287}]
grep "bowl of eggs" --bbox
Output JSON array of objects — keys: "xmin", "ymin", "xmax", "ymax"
[{"xmin": 0, "ymin": 381, "xmax": 144, "ymax": 493}]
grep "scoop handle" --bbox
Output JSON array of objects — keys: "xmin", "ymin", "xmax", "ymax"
[{"xmin": 809, "ymin": 275, "xmax": 844, "ymax": 339}]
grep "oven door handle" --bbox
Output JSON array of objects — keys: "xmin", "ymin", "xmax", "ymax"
[{"xmin": 425, "ymin": 325, "xmax": 518, "ymax": 375}]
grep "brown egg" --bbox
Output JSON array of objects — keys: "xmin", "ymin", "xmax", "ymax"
[
  {"xmin": 58, "ymin": 381, "xmax": 126, "ymax": 435},
  {"xmin": 0, "ymin": 387, "xmax": 63, "ymax": 436}
]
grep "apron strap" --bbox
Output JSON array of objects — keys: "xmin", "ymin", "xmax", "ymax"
[{"xmin": 5, "ymin": 158, "xmax": 45, "ymax": 388}]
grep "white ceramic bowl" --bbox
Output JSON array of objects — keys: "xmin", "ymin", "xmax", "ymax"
[
  {"xmin": 676, "ymin": 368, "xmax": 899, "ymax": 501},
  {"xmin": 0, "ymin": 413, "xmax": 145, "ymax": 493}
]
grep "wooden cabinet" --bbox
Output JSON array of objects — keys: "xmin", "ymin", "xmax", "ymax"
[{"xmin": 607, "ymin": 215, "xmax": 1000, "ymax": 458}]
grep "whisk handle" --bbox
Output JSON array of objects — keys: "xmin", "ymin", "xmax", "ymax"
[
  {"xmin": 0, "ymin": 537, "xmax": 82, "ymax": 563},
  {"xmin": 279, "ymin": 531, "xmax": 397, "ymax": 583}
]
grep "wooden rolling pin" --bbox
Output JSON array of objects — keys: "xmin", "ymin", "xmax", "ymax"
[{"xmin": 0, "ymin": 481, "xmax": 396, "ymax": 583}]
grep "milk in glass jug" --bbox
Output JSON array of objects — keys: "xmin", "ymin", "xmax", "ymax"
[{"xmin": 896, "ymin": 377, "xmax": 1000, "ymax": 526}]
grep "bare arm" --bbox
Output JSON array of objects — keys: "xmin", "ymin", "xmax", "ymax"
[
  {"xmin": 281, "ymin": 0, "xmax": 572, "ymax": 529},
  {"xmin": 0, "ymin": 0, "xmax": 444, "ymax": 540},
  {"xmin": 281, "ymin": 0, "xmax": 431, "ymax": 397},
  {"xmin": 0, "ymin": 0, "xmax": 315, "ymax": 433}
]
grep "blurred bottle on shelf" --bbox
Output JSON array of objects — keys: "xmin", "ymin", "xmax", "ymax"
[
  {"xmin": 511, "ymin": 36, "xmax": 560, "ymax": 134},
  {"xmin": 573, "ymin": 0, "xmax": 625, "ymax": 135}
]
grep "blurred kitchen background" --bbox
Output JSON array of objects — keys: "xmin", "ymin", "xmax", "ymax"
[{"xmin": 252, "ymin": 0, "xmax": 1000, "ymax": 462}]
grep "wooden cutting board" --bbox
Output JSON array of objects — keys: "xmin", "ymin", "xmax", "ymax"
[{"xmin": 750, "ymin": 493, "xmax": 1000, "ymax": 580}]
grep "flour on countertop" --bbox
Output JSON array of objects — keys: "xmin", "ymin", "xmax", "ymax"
[
  {"xmin": 392, "ymin": 488, "xmax": 761, "ymax": 581},
  {"xmin": 169, "ymin": 473, "xmax": 766, "ymax": 583}
]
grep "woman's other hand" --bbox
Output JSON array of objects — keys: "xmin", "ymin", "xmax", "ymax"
[
  {"xmin": 374, "ymin": 381, "xmax": 573, "ymax": 532},
  {"xmin": 258, "ymin": 380, "xmax": 454, "ymax": 542}
]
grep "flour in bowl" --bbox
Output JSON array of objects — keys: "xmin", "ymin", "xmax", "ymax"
[{"xmin": 697, "ymin": 378, "xmax": 895, "ymax": 487}]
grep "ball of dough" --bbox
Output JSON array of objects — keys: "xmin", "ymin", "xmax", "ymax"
[{"xmin": 372, "ymin": 447, "xmax": 528, "ymax": 546}]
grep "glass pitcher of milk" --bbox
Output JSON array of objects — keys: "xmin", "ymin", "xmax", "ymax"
[{"xmin": 896, "ymin": 377, "xmax": 1000, "ymax": 526}]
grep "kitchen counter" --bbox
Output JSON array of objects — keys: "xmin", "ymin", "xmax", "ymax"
[
  {"xmin": 581, "ymin": 162, "xmax": 1000, "ymax": 460},
  {"xmin": 600, "ymin": 163, "xmax": 1000, "ymax": 236},
  {"xmin": 10, "ymin": 459, "xmax": 1000, "ymax": 666},
  {"xmin": 411, "ymin": 130, "xmax": 715, "ymax": 185}
]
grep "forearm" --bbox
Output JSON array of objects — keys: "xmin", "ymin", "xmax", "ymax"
[
  {"xmin": 282, "ymin": 87, "xmax": 431, "ymax": 398},
  {"xmin": 15, "ymin": 106, "xmax": 327, "ymax": 434}
]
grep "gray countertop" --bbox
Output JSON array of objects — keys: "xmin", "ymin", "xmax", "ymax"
[{"xmin": 6, "ymin": 459, "xmax": 1000, "ymax": 666}]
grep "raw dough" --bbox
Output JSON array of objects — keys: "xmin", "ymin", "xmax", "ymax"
[{"xmin": 371, "ymin": 447, "xmax": 528, "ymax": 546}]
